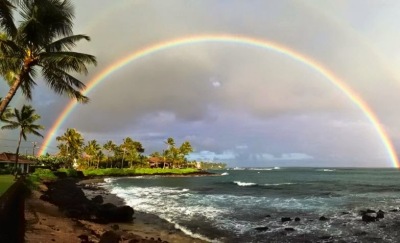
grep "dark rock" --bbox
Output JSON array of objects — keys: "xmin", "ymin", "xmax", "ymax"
[
  {"xmin": 97, "ymin": 204, "xmax": 134, "ymax": 222},
  {"xmin": 99, "ymin": 231, "xmax": 121, "ymax": 243},
  {"xmin": 341, "ymin": 212, "xmax": 350, "ymax": 215},
  {"xmin": 111, "ymin": 224, "xmax": 119, "ymax": 230},
  {"xmin": 389, "ymin": 209, "xmax": 398, "ymax": 212},
  {"xmin": 284, "ymin": 227, "xmax": 295, "ymax": 231},
  {"xmin": 91, "ymin": 195, "xmax": 104, "ymax": 204},
  {"xmin": 376, "ymin": 210, "xmax": 384, "ymax": 219},
  {"xmin": 76, "ymin": 171, "xmax": 85, "ymax": 178},
  {"xmin": 366, "ymin": 209, "xmax": 376, "ymax": 213},
  {"xmin": 39, "ymin": 194, "xmax": 50, "ymax": 201},
  {"xmin": 78, "ymin": 234, "xmax": 89, "ymax": 242},
  {"xmin": 362, "ymin": 214, "xmax": 376, "ymax": 222},
  {"xmin": 319, "ymin": 216, "xmax": 329, "ymax": 221},
  {"xmin": 53, "ymin": 171, "xmax": 67, "ymax": 178},
  {"xmin": 320, "ymin": 235, "xmax": 332, "ymax": 240},
  {"xmin": 294, "ymin": 217, "xmax": 301, "ymax": 222},
  {"xmin": 265, "ymin": 214, "xmax": 271, "ymax": 217},
  {"xmin": 254, "ymin": 226, "xmax": 269, "ymax": 231},
  {"xmin": 281, "ymin": 217, "xmax": 292, "ymax": 222},
  {"xmin": 354, "ymin": 231, "xmax": 368, "ymax": 236}
]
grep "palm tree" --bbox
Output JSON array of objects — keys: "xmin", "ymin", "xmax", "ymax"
[
  {"xmin": 56, "ymin": 128, "xmax": 84, "ymax": 168},
  {"xmin": 84, "ymin": 140, "xmax": 100, "ymax": 168},
  {"xmin": 1, "ymin": 105, "xmax": 43, "ymax": 174},
  {"xmin": 0, "ymin": 0, "xmax": 96, "ymax": 118},
  {"xmin": 103, "ymin": 140, "xmax": 116, "ymax": 168}
]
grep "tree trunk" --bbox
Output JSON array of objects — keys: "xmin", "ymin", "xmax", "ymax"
[
  {"xmin": 0, "ymin": 76, "xmax": 23, "ymax": 118},
  {"xmin": 14, "ymin": 131, "xmax": 23, "ymax": 178}
]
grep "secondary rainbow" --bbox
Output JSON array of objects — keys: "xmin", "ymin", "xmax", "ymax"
[{"xmin": 38, "ymin": 34, "xmax": 399, "ymax": 167}]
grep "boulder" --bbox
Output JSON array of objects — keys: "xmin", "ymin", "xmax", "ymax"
[
  {"xmin": 376, "ymin": 210, "xmax": 384, "ymax": 219},
  {"xmin": 91, "ymin": 195, "xmax": 104, "ymax": 204},
  {"xmin": 362, "ymin": 214, "xmax": 376, "ymax": 222},
  {"xmin": 281, "ymin": 217, "xmax": 291, "ymax": 222},
  {"xmin": 284, "ymin": 227, "xmax": 295, "ymax": 231},
  {"xmin": 319, "ymin": 216, "xmax": 329, "ymax": 221},
  {"xmin": 96, "ymin": 204, "xmax": 134, "ymax": 222},
  {"xmin": 99, "ymin": 231, "xmax": 121, "ymax": 243},
  {"xmin": 254, "ymin": 226, "xmax": 269, "ymax": 231},
  {"xmin": 294, "ymin": 217, "xmax": 301, "ymax": 222}
]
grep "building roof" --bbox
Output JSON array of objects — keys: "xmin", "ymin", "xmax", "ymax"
[{"xmin": 0, "ymin": 152, "xmax": 36, "ymax": 164}]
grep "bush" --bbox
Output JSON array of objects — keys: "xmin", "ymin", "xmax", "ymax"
[
  {"xmin": 57, "ymin": 168, "xmax": 79, "ymax": 177},
  {"xmin": 25, "ymin": 169, "xmax": 57, "ymax": 190}
]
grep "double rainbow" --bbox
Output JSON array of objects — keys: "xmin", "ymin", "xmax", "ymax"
[{"xmin": 38, "ymin": 34, "xmax": 399, "ymax": 167}]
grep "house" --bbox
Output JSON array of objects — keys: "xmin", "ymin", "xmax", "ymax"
[
  {"xmin": 148, "ymin": 157, "xmax": 171, "ymax": 168},
  {"xmin": 0, "ymin": 152, "xmax": 36, "ymax": 173}
]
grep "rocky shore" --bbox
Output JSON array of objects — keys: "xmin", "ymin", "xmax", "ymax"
[{"xmin": 25, "ymin": 176, "xmax": 206, "ymax": 243}]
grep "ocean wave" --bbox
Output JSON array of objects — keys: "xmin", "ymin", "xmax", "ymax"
[
  {"xmin": 316, "ymin": 169, "xmax": 336, "ymax": 172},
  {"xmin": 221, "ymin": 172, "xmax": 229, "ymax": 176},
  {"xmin": 262, "ymin": 183, "xmax": 295, "ymax": 186},
  {"xmin": 233, "ymin": 181, "xmax": 257, "ymax": 186}
]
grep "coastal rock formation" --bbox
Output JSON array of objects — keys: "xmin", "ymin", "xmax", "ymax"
[
  {"xmin": 281, "ymin": 217, "xmax": 292, "ymax": 222},
  {"xmin": 41, "ymin": 178, "xmax": 134, "ymax": 223}
]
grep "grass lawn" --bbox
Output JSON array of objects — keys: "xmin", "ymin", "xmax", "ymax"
[{"xmin": 0, "ymin": 175, "xmax": 15, "ymax": 196}]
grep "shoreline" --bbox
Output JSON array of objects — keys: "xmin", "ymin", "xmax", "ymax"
[
  {"xmin": 80, "ymin": 178, "xmax": 208, "ymax": 243},
  {"xmin": 25, "ymin": 173, "xmax": 214, "ymax": 243}
]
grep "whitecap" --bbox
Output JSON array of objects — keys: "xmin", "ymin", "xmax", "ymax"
[
  {"xmin": 221, "ymin": 172, "xmax": 229, "ymax": 176},
  {"xmin": 233, "ymin": 181, "xmax": 257, "ymax": 186}
]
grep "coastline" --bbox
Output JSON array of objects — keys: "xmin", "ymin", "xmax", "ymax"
[
  {"xmin": 80, "ymin": 178, "xmax": 208, "ymax": 243},
  {"xmin": 25, "ymin": 174, "xmax": 211, "ymax": 243}
]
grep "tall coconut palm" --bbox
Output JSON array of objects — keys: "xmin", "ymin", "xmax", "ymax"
[
  {"xmin": 56, "ymin": 128, "xmax": 84, "ymax": 168},
  {"xmin": 0, "ymin": 0, "xmax": 96, "ymax": 118},
  {"xmin": 103, "ymin": 140, "xmax": 116, "ymax": 168},
  {"xmin": 84, "ymin": 139, "xmax": 100, "ymax": 168},
  {"xmin": 1, "ymin": 104, "xmax": 43, "ymax": 173}
]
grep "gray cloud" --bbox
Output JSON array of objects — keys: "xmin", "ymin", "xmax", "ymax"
[{"xmin": 1, "ymin": 0, "xmax": 399, "ymax": 167}]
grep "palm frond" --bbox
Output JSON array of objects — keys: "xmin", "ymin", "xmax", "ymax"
[
  {"xmin": 41, "ymin": 65, "xmax": 89, "ymax": 103},
  {"xmin": 19, "ymin": 66, "xmax": 37, "ymax": 99},
  {"xmin": 0, "ymin": 1, "xmax": 17, "ymax": 37},
  {"xmin": 44, "ymin": 34, "xmax": 90, "ymax": 52},
  {"xmin": 39, "ymin": 51, "xmax": 96, "ymax": 74},
  {"xmin": 1, "ymin": 123, "xmax": 19, "ymax": 130},
  {"xmin": 19, "ymin": 0, "xmax": 74, "ymax": 47}
]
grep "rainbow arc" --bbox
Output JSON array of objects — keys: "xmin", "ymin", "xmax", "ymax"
[{"xmin": 38, "ymin": 34, "xmax": 399, "ymax": 167}]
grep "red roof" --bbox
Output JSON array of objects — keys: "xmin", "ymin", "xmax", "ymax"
[{"xmin": 0, "ymin": 152, "xmax": 36, "ymax": 164}]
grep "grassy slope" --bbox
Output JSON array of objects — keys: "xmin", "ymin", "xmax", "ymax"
[{"xmin": 0, "ymin": 175, "xmax": 15, "ymax": 195}]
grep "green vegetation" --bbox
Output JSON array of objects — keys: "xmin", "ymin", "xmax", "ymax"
[
  {"xmin": 25, "ymin": 169, "xmax": 57, "ymax": 190},
  {"xmin": 52, "ymin": 128, "xmax": 227, "ymax": 171},
  {"xmin": 0, "ymin": 175, "xmax": 14, "ymax": 195},
  {"xmin": 83, "ymin": 168, "xmax": 200, "ymax": 177},
  {"xmin": 1, "ymin": 105, "xmax": 44, "ymax": 173},
  {"xmin": 0, "ymin": 0, "xmax": 96, "ymax": 117}
]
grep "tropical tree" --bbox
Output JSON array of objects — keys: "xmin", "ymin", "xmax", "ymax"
[
  {"xmin": 120, "ymin": 137, "xmax": 145, "ymax": 168},
  {"xmin": 179, "ymin": 141, "xmax": 193, "ymax": 168},
  {"xmin": 164, "ymin": 137, "xmax": 179, "ymax": 168},
  {"xmin": 83, "ymin": 140, "xmax": 100, "ymax": 168},
  {"xmin": 0, "ymin": 0, "xmax": 96, "ymax": 118},
  {"xmin": 103, "ymin": 140, "xmax": 116, "ymax": 168},
  {"xmin": 1, "ymin": 104, "xmax": 43, "ymax": 173},
  {"xmin": 56, "ymin": 128, "xmax": 84, "ymax": 168}
]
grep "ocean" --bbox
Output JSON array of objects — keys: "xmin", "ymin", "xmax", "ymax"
[{"xmin": 100, "ymin": 168, "xmax": 400, "ymax": 242}]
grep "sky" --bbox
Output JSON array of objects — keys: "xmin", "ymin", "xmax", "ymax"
[{"xmin": 1, "ymin": 0, "xmax": 400, "ymax": 167}]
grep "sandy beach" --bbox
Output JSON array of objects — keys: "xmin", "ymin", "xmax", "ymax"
[{"xmin": 24, "ymin": 178, "xmax": 206, "ymax": 243}]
